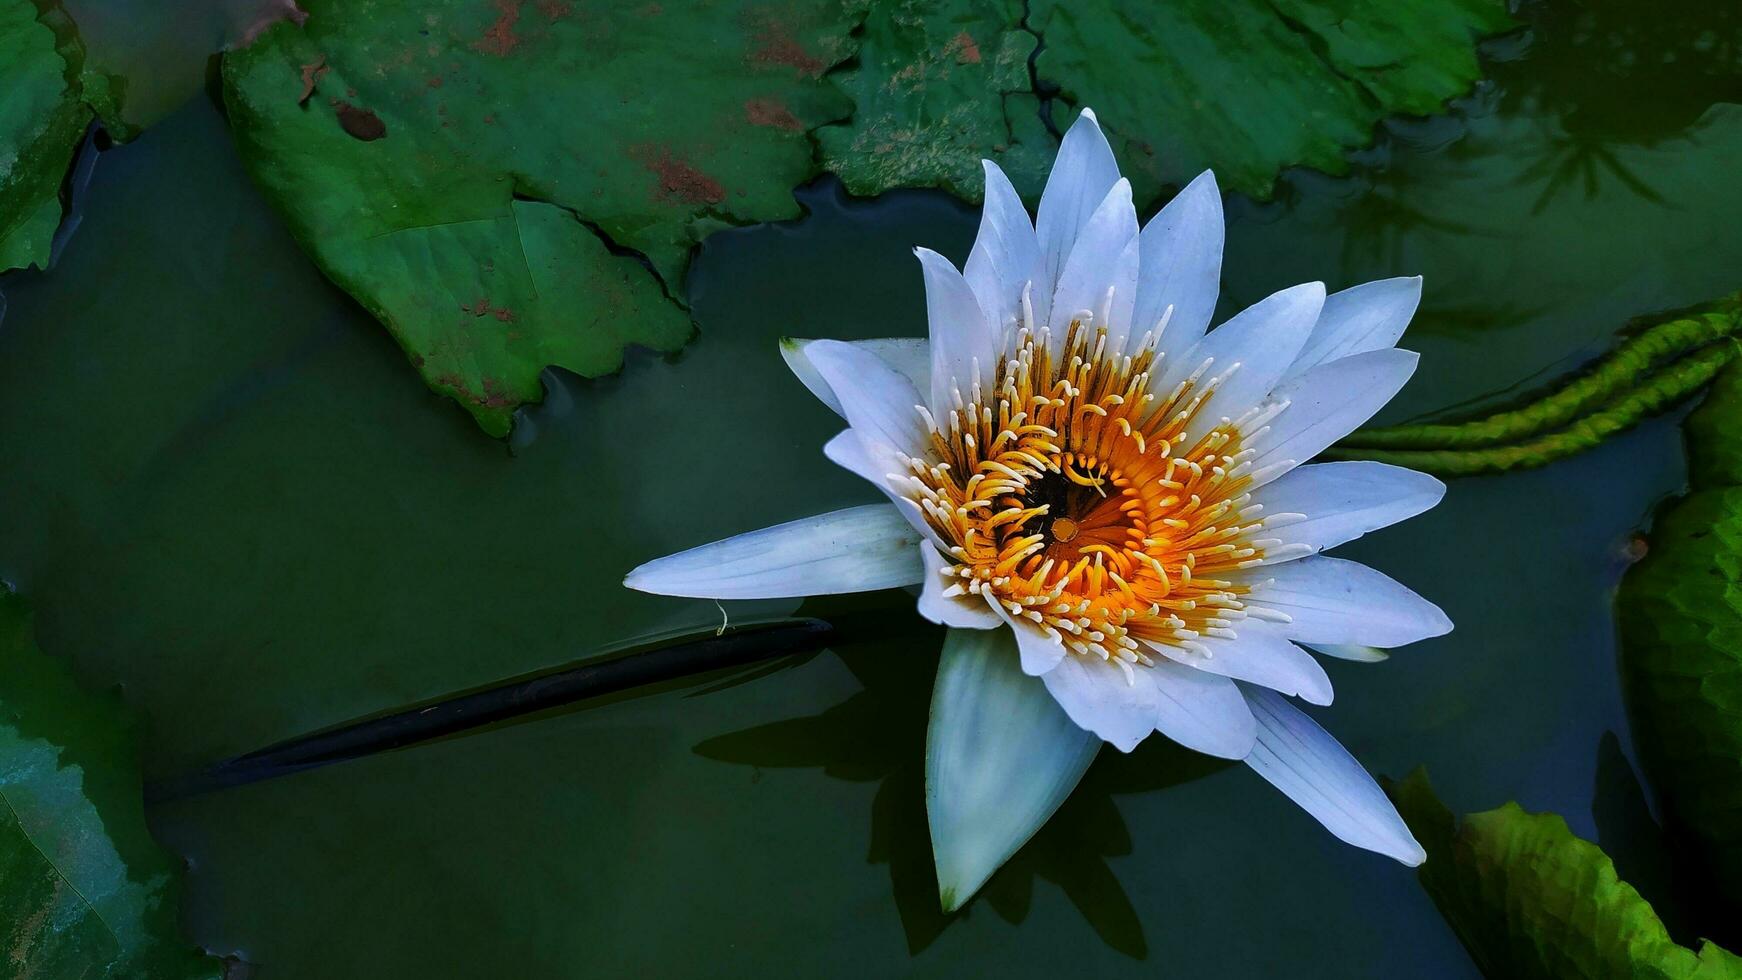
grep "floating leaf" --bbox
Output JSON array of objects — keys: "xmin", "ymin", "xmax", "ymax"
[
  {"xmin": 1608, "ymin": 329, "xmax": 1742, "ymax": 916},
  {"xmin": 0, "ymin": 0, "xmax": 90, "ymax": 272},
  {"xmin": 1390, "ymin": 771, "xmax": 1742, "ymax": 980},
  {"xmin": 814, "ymin": 0, "xmax": 1051, "ymax": 201},
  {"xmin": 1026, "ymin": 0, "xmax": 1515, "ymax": 202},
  {"xmin": 221, "ymin": 0, "xmax": 858, "ymax": 434},
  {"xmin": 0, "ymin": 586, "xmax": 225, "ymax": 978},
  {"xmin": 1619, "ymin": 486, "xmax": 1742, "ymax": 914}
]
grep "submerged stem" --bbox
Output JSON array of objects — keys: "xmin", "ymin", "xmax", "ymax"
[
  {"xmin": 1326, "ymin": 340, "xmax": 1739, "ymax": 477},
  {"xmin": 1340, "ymin": 305, "xmax": 1739, "ymax": 452}
]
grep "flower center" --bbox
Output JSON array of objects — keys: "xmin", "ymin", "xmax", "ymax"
[{"xmin": 899, "ymin": 320, "xmax": 1302, "ymax": 677}]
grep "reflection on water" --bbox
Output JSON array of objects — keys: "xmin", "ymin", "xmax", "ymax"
[
  {"xmin": 1496, "ymin": 0, "xmax": 1741, "ymax": 212},
  {"xmin": 1518, "ymin": 132, "xmax": 1670, "ymax": 213},
  {"xmin": 692, "ymin": 597, "xmax": 1233, "ymax": 959},
  {"xmin": 1497, "ymin": 0, "xmax": 1742, "ymax": 144}
]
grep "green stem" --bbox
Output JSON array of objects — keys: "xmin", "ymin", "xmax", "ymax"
[
  {"xmin": 1324, "ymin": 341, "xmax": 1739, "ymax": 476},
  {"xmin": 1339, "ymin": 310, "xmax": 1738, "ymax": 450}
]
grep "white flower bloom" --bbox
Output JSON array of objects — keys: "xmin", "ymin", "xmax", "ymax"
[{"xmin": 626, "ymin": 108, "xmax": 1450, "ymax": 910}]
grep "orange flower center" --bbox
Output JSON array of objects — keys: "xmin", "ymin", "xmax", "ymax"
[{"xmin": 898, "ymin": 321, "xmax": 1300, "ymax": 676}]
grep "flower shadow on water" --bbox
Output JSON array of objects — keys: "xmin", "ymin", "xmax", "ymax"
[{"xmin": 691, "ymin": 597, "xmax": 1233, "ymax": 959}]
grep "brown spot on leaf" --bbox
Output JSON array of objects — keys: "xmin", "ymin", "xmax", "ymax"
[
  {"xmin": 537, "ymin": 0, "xmax": 573, "ymax": 16},
  {"xmin": 474, "ymin": 0, "xmax": 522, "ymax": 56},
  {"xmin": 461, "ymin": 298, "xmax": 518, "ymax": 322},
  {"xmin": 297, "ymin": 56, "xmax": 327, "ymax": 105},
  {"xmin": 479, "ymin": 377, "xmax": 516, "ymax": 407},
  {"xmin": 750, "ymin": 22, "xmax": 824, "ymax": 76},
  {"xmin": 427, "ymin": 74, "xmax": 444, "ymax": 88},
  {"xmin": 435, "ymin": 372, "xmax": 517, "ymax": 410},
  {"xmin": 744, "ymin": 97, "xmax": 802, "ymax": 131},
  {"xmin": 333, "ymin": 101, "xmax": 387, "ymax": 140},
  {"xmin": 951, "ymin": 30, "xmax": 981, "ymax": 65},
  {"xmin": 631, "ymin": 145, "xmax": 726, "ymax": 205}
]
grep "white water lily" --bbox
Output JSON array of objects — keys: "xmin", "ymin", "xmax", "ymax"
[{"xmin": 626, "ymin": 108, "xmax": 1450, "ymax": 911}]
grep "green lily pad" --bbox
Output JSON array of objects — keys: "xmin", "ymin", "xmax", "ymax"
[
  {"xmin": 814, "ymin": 0, "xmax": 1052, "ymax": 202},
  {"xmin": 1617, "ymin": 350, "xmax": 1742, "ymax": 913},
  {"xmin": 1618, "ymin": 482, "xmax": 1742, "ymax": 913},
  {"xmin": 1390, "ymin": 771, "xmax": 1742, "ymax": 980},
  {"xmin": 1026, "ymin": 0, "xmax": 1515, "ymax": 202},
  {"xmin": 0, "ymin": 586, "xmax": 223, "ymax": 978},
  {"xmin": 221, "ymin": 0, "xmax": 858, "ymax": 435},
  {"xmin": 0, "ymin": 0, "xmax": 90, "ymax": 272}
]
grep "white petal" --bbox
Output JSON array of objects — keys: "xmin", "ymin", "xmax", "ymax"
[
  {"xmin": 823, "ymin": 429, "xmax": 950, "ymax": 551},
  {"xmin": 1303, "ymin": 642, "xmax": 1389, "ymax": 663},
  {"xmin": 1039, "ymin": 651, "xmax": 1160, "ymax": 752},
  {"xmin": 1241, "ymin": 685, "xmax": 1426, "ymax": 865},
  {"xmin": 1148, "ymin": 624, "xmax": 1334, "ymax": 706},
  {"xmin": 964, "ymin": 160, "xmax": 1043, "ymax": 340},
  {"xmin": 1177, "ymin": 282, "xmax": 1325, "ymax": 424},
  {"xmin": 780, "ymin": 337, "xmax": 930, "ymax": 419},
  {"xmin": 1048, "ymin": 178, "xmax": 1139, "ymax": 353},
  {"xmin": 1292, "ymin": 277, "xmax": 1422, "ymax": 374},
  {"xmin": 1133, "ymin": 170, "xmax": 1223, "ymax": 353},
  {"xmin": 918, "ymin": 543, "xmax": 1001, "ymax": 629},
  {"xmin": 917, "ymin": 247, "xmax": 998, "ymax": 416},
  {"xmin": 805, "ymin": 339, "xmax": 932, "ymax": 460},
  {"xmin": 623, "ymin": 504, "xmax": 923, "ymax": 599},
  {"xmin": 1039, "ymin": 651, "xmax": 1255, "ymax": 757},
  {"xmin": 1252, "ymin": 461, "xmax": 1444, "ymax": 561},
  {"xmin": 1035, "ymin": 107, "xmax": 1121, "ymax": 301},
  {"xmin": 1248, "ymin": 348, "xmax": 1420, "ymax": 487},
  {"xmin": 1243, "ymin": 556, "xmax": 1452, "ymax": 648},
  {"xmin": 928, "ymin": 627, "xmax": 1101, "ymax": 911},
  {"xmin": 989, "ymin": 605, "xmax": 1069, "ymax": 675},
  {"xmin": 822, "ymin": 427, "xmax": 882, "ymax": 486},
  {"xmin": 1148, "ymin": 659, "xmax": 1257, "ymax": 759}
]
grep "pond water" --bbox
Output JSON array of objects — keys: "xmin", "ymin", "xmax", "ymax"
[{"xmin": 1, "ymin": 1, "xmax": 1740, "ymax": 975}]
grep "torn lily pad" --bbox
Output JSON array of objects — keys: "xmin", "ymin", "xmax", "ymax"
[
  {"xmin": 1391, "ymin": 772, "xmax": 1742, "ymax": 980},
  {"xmin": 1028, "ymin": 0, "xmax": 1514, "ymax": 202},
  {"xmin": 815, "ymin": 0, "xmax": 1052, "ymax": 202},
  {"xmin": 222, "ymin": 0, "xmax": 856, "ymax": 435},
  {"xmin": 0, "ymin": 586, "xmax": 226, "ymax": 978},
  {"xmin": 818, "ymin": 0, "xmax": 1512, "ymax": 207},
  {"xmin": 0, "ymin": 0, "xmax": 90, "ymax": 272}
]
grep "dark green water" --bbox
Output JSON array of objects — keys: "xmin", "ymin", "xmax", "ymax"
[{"xmin": 1, "ymin": 2, "xmax": 1739, "ymax": 974}]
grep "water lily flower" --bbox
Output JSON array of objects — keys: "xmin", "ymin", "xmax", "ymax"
[{"xmin": 626, "ymin": 108, "xmax": 1451, "ymax": 911}]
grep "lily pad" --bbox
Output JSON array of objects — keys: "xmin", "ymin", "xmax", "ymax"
[
  {"xmin": 0, "ymin": 0, "xmax": 90, "ymax": 272},
  {"xmin": 0, "ymin": 586, "xmax": 223, "ymax": 978},
  {"xmin": 1026, "ymin": 0, "xmax": 1515, "ymax": 202},
  {"xmin": 814, "ymin": 0, "xmax": 1052, "ymax": 201},
  {"xmin": 1390, "ymin": 771, "xmax": 1742, "ymax": 980},
  {"xmin": 1616, "ymin": 352, "xmax": 1742, "ymax": 912},
  {"xmin": 1618, "ymin": 484, "xmax": 1742, "ymax": 913},
  {"xmin": 221, "ymin": 0, "xmax": 858, "ymax": 435}
]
